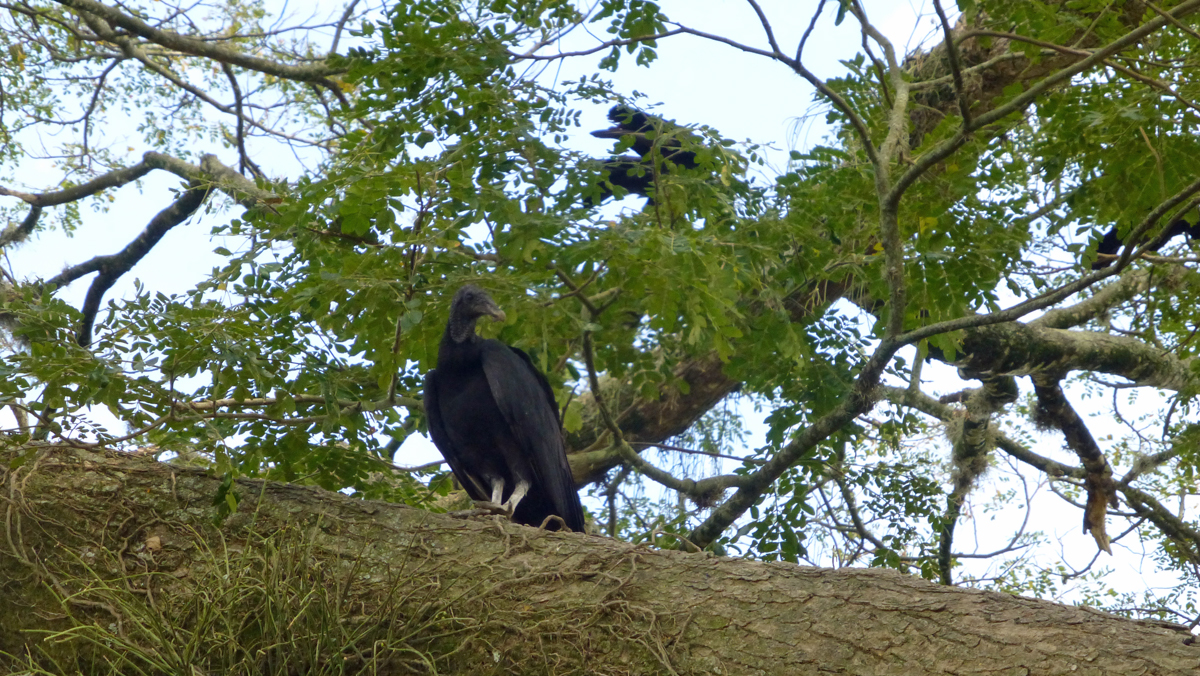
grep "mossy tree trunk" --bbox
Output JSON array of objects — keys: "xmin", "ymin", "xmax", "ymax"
[{"xmin": 2, "ymin": 445, "xmax": 1197, "ymax": 675}]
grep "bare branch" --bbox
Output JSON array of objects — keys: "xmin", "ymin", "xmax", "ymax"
[
  {"xmin": 511, "ymin": 28, "xmax": 686, "ymax": 61},
  {"xmin": 628, "ymin": 441, "xmax": 765, "ymax": 466},
  {"xmin": 1030, "ymin": 378, "xmax": 1117, "ymax": 553},
  {"xmin": 796, "ymin": 0, "xmax": 826, "ymax": 63},
  {"xmin": 744, "ymin": 0, "xmax": 784, "ymax": 57},
  {"xmin": 221, "ymin": 62, "xmax": 265, "ymax": 179},
  {"xmin": 931, "ymin": 0, "xmax": 970, "ymax": 127},
  {"xmin": 580, "ymin": 331, "xmax": 748, "ymax": 505},
  {"xmin": 0, "ymin": 161, "xmax": 154, "ymax": 207},
  {"xmin": 73, "ymin": 180, "xmax": 211, "ymax": 346},
  {"xmin": 177, "ymin": 393, "xmax": 420, "ymax": 413},
  {"xmin": 1121, "ymin": 485, "xmax": 1200, "ymax": 566},
  {"xmin": 328, "ymin": 0, "xmax": 361, "ymax": 57},
  {"xmin": 1032, "ymin": 267, "xmax": 1196, "ymax": 330},
  {"xmin": 669, "ymin": 22, "xmax": 884, "ymax": 174},
  {"xmin": 831, "ymin": 465, "xmax": 904, "ymax": 568},
  {"xmin": 53, "ymin": 0, "xmax": 343, "ymax": 87},
  {"xmin": 687, "ymin": 337, "xmax": 900, "ymax": 548},
  {"xmin": 0, "ymin": 206, "xmax": 43, "ymax": 248}
]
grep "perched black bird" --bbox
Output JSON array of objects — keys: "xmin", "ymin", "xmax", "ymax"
[
  {"xmin": 423, "ymin": 285, "xmax": 585, "ymax": 532},
  {"xmin": 592, "ymin": 105, "xmax": 699, "ymax": 168},
  {"xmin": 1092, "ymin": 218, "xmax": 1200, "ymax": 269},
  {"xmin": 586, "ymin": 104, "xmax": 701, "ymax": 204}
]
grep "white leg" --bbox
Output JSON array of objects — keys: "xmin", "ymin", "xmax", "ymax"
[
  {"xmin": 502, "ymin": 480, "xmax": 530, "ymax": 514},
  {"xmin": 489, "ymin": 478, "xmax": 505, "ymax": 505}
]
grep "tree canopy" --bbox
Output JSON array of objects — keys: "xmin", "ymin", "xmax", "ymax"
[{"xmin": 3, "ymin": 0, "xmax": 1200, "ymax": 634}]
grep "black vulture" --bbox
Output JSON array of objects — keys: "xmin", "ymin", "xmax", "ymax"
[
  {"xmin": 586, "ymin": 104, "xmax": 701, "ymax": 204},
  {"xmin": 592, "ymin": 105, "xmax": 699, "ymax": 168},
  {"xmin": 423, "ymin": 285, "xmax": 586, "ymax": 532},
  {"xmin": 1091, "ymin": 218, "xmax": 1200, "ymax": 269}
]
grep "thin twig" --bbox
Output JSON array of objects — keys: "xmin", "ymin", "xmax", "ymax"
[{"xmin": 932, "ymin": 0, "xmax": 971, "ymax": 127}]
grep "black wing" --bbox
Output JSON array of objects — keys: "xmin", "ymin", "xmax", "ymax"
[
  {"xmin": 423, "ymin": 369, "xmax": 489, "ymax": 501},
  {"xmin": 480, "ymin": 341, "xmax": 585, "ymax": 532}
]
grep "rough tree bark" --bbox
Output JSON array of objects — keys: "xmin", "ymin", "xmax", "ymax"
[{"xmin": 3, "ymin": 446, "xmax": 1197, "ymax": 674}]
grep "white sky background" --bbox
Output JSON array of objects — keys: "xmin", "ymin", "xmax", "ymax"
[{"xmin": 6, "ymin": 0, "xmax": 1189, "ymax": 604}]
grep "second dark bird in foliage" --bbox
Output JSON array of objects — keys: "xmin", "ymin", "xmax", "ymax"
[
  {"xmin": 586, "ymin": 104, "xmax": 701, "ymax": 205},
  {"xmin": 423, "ymin": 285, "xmax": 586, "ymax": 532},
  {"xmin": 1092, "ymin": 218, "xmax": 1200, "ymax": 269}
]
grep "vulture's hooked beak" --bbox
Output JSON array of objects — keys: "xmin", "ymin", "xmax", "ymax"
[{"xmin": 484, "ymin": 304, "xmax": 507, "ymax": 323}]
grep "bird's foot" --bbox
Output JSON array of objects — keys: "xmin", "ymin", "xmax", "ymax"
[{"xmin": 472, "ymin": 500, "xmax": 514, "ymax": 517}]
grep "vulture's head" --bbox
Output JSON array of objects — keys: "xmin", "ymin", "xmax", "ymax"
[{"xmin": 447, "ymin": 285, "xmax": 506, "ymax": 342}]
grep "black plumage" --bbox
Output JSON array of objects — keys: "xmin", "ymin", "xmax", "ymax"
[
  {"xmin": 1091, "ymin": 226, "xmax": 1124, "ymax": 269},
  {"xmin": 592, "ymin": 105, "xmax": 699, "ymax": 168},
  {"xmin": 1091, "ymin": 218, "xmax": 1200, "ymax": 269},
  {"xmin": 423, "ymin": 285, "xmax": 585, "ymax": 532},
  {"xmin": 586, "ymin": 104, "xmax": 701, "ymax": 204}
]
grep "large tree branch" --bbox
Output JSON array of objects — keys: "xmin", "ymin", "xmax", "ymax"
[
  {"xmin": 567, "ymin": 352, "xmax": 739, "ymax": 484},
  {"xmin": 0, "ymin": 206, "xmax": 43, "ymax": 248},
  {"xmin": 0, "ymin": 161, "xmax": 154, "ymax": 208},
  {"xmin": 3, "ymin": 445, "xmax": 1199, "ymax": 673},
  {"xmin": 1032, "ymin": 266, "xmax": 1196, "ymax": 329},
  {"xmin": 957, "ymin": 321, "xmax": 1192, "ymax": 390},
  {"xmin": 0, "ymin": 152, "xmax": 277, "ymax": 221}
]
